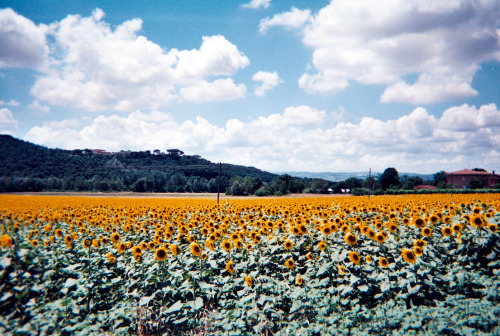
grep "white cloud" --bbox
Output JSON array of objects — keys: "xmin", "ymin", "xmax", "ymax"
[
  {"xmin": 27, "ymin": 10, "xmax": 249, "ymax": 111},
  {"xmin": 259, "ymin": 7, "xmax": 311, "ymax": 34},
  {"xmin": 0, "ymin": 99, "xmax": 20, "ymax": 107},
  {"xmin": 241, "ymin": 0, "xmax": 271, "ymax": 10},
  {"xmin": 252, "ymin": 71, "xmax": 282, "ymax": 96},
  {"xmin": 0, "ymin": 108, "xmax": 19, "ymax": 134},
  {"xmin": 28, "ymin": 100, "xmax": 51, "ymax": 113},
  {"xmin": 265, "ymin": 0, "xmax": 500, "ymax": 104},
  {"xmin": 180, "ymin": 78, "xmax": 247, "ymax": 102},
  {"xmin": 0, "ymin": 8, "xmax": 49, "ymax": 69},
  {"xmin": 24, "ymin": 103, "xmax": 500, "ymax": 173}
]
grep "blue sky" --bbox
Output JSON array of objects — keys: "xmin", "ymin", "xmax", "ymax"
[{"xmin": 1, "ymin": 0, "xmax": 500, "ymax": 174}]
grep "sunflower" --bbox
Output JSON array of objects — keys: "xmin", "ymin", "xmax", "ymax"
[
  {"xmin": 366, "ymin": 255, "xmax": 372, "ymax": 263},
  {"xmin": 110, "ymin": 233, "xmax": 121, "ymax": 244},
  {"xmin": 101, "ymin": 237, "xmax": 109, "ymax": 245},
  {"xmin": 205, "ymin": 239, "xmax": 215, "ymax": 250},
  {"xmin": 344, "ymin": 233, "xmax": 357, "ymax": 246},
  {"xmin": 296, "ymin": 277, "xmax": 303, "ymax": 286},
  {"xmin": 246, "ymin": 243, "xmax": 253, "ymax": 250},
  {"xmin": 291, "ymin": 226, "xmax": 301, "ymax": 236},
  {"xmin": 140, "ymin": 242, "xmax": 147, "ymax": 250},
  {"xmin": 64, "ymin": 235, "xmax": 73, "ymax": 245},
  {"xmin": 378, "ymin": 257, "xmax": 389, "ymax": 268},
  {"xmin": 452, "ymin": 224, "xmax": 462, "ymax": 233},
  {"xmin": 321, "ymin": 225, "xmax": 332, "ymax": 235},
  {"xmin": 414, "ymin": 246, "xmax": 423, "ymax": 257},
  {"xmin": 31, "ymin": 239, "xmax": 39, "ymax": 247},
  {"xmin": 421, "ymin": 227, "xmax": 432, "ymax": 237},
  {"xmin": 234, "ymin": 239, "xmax": 243, "ymax": 249},
  {"xmin": 55, "ymin": 229, "xmax": 63, "ymax": 237},
  {"xmin": 155, "ymin": 247, "xmax": 168, "ymax": 261},
  {"xmin": 148, "ymin": 241, "xmax": 156, "ymax": 250},
  {"xmin": 338, "ymin": 265, "xmax": 345, "ymax": 275},
  {"xmin": 132, "ymin": 246, "xmax": 142, "ymax": 256},
  {"xmin": 84, "ymin": 239, "xmax": 92, "ymax": 248},
  {"xmin": 108, "ymin": 256, "xmax": 116, "ymax": 263},
  {"xmin": 225, "ymin": 260, "xmax": 235, "ymax": 274},
  {"xmin": 471, "ymin": 216, "xmax": 485, "ymax": 228},
  {"xmin": 429, "ymin": 215, "xmax": 439, "ymax": 224},
  {"xmin": 170, "ymin": 244, "xmax": 179, "ymax": 256},
  {"xmin": 221, "ymin": 239, "xmax": 232, "ymax": 252},
  {"xmin": 318, "ymin": 240, "xmax": 326, "ymax": 251},
  {"xmin": 190, "ymin": 242, "xmax": 202, "ymax": 257},
  {"xmin": 117, "ymin": 242, "xmax": 126, "ymax": 254},
  {"xmin": 245, "ymin": 276, "xmax": 252, "ymax": 286},
  {"xmin": 306, "ymin": 252, "xmax": 313, "ymax": 260},
  {"xmin": 488, "ymin": 224, "xmax": 498, "ymax": 233},
  {"xmin": 441, "ymin": 226, "xmax": 453, "ymax": 237},
  {"xmin": 348, "ymin": 251, "xmax": 360, "ymax": 265},
  {"xmin": 387, "ymin": 223, "xmax": 398, "ymax": 233},
  {"xmin": 284, "ymin": 240, "xmax": 294, "ymax": 250},
  {"xmin": 285, "ymin": 259, "xmax": 295, "ymax": 269},
  {"xmin": 414, "ymin": 218, "xmax": 425, "ymax": 228},
  {"xmin": 375, "ymin": 233, "xmax": 386, "ymax": 244},
  {"xmin": 413, "ymin": 239, "xmax": 427, "ymax": 249},
  {"xmin": 299, "ymin": 224, "xmax": 308, "ymax": 234},
  {"xmin": 402, "ymin": 249, "xmax": 417, "ymax": 264}
]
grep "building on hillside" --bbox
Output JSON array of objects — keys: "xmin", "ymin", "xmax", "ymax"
[
  {"xmin": 445, "ymin": 169, "xmax": 499, "ymax": 189},
  {"xmin": 90, "ymin": 149, "xmax": 112, "ymax": 155},
  {"xmin": 413, "ymin": 185, "xmax": 436, "ymax": 191}
]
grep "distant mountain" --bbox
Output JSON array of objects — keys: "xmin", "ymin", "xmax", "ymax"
[
  {"xmin": 0, "ymin": 134, "xmax": 277, "ymax": 192},
  {"xmin": 279, "ymin": 171, "xmax": 434, "ymax": 182}
]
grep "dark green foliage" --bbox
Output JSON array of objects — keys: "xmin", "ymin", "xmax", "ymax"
[
  {"xmin": 379, "ymin": 167, "xmax": 400, "ymax": 190},
  {"xmin": 0, "ymin": 135, "xmax": 277, "ymax": 193}
]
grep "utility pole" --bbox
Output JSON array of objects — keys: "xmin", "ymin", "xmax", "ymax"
[{"xmin": 217, "ymin": 162, "xmax": 221, "ymax": 204}]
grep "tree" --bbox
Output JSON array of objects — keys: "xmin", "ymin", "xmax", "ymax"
[
  {"xmin": 433, "ymin": 171, "xmax": 447, "ymax": 187},
  {"xmin": 468, "ymin": 178, "xmax": 486, "ymax": 189},
  {"xmin": 400, "ymin": 175, "xmax": 423, "ymax": 189},
  {"xmin": 379, "ymin": 168, "xmax": 400, "ymax": 190}
]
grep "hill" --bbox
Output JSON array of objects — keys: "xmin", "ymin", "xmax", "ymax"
[
  {"xmin": 280, "ymin": 171, "xmax": 434, "ymax": 182},
  {"xmin": 0, "ymin": 134, "xmax": 277, "ymax": 193}
]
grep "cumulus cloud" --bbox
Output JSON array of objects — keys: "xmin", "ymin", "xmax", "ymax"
[
  {"xmin": 28, "ymin": 100, "xmax": 51, "ymax": 113},
  {"xmin": 252, "ymin": 71, "xmax": 282, "ymax": 96},
  {"xmin": 0, "ymin": 8, "xmax": 49, "ymax": 69},
  {"xmin": 0, "ymin": 108, "xmax": 19, "ymax": 134},
  {"xmin": 22, "ymin": 9, "xmax": 249, "ymax": 111},
  {"xmin": 180, "ymin": 78, "xmax": 246, "ymax": 102},
  {"xmin": 241, "ymin": 0, "xmax": 271, "ymax": 10},
  {"xmin": 0, "ymin": 100, "xmax": 20, "ymax": 107},
  {"xmin": 266, "ymin": 0, "xmax": 500, "ymax": 104},
  {"xmin": 259, "ymin": 7, "xmax": 311, "ymax": 34},
  {"xmin": 24, "ymin": 103, "xmax": 500, "ymax": 173}
]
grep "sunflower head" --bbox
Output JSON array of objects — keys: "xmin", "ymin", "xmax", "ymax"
[
  {"xmin": 402, "ymin": 249, "xmax": 417, "ymax": 264},
  {"xmin": 488, "ymin": 223, "xmax": 498, "ymax": 233},
  {"xmin": 296, "ymin": 277, "xmax": 303, "ymax": 286},
  {"xmin": 441, "ymin": 226, "xmax": 453, "ymax": 236},
  {"xmin": 110, "ymin": 233, "xmax": 121, "ymax": 243},
  {"xmin": 284, "ymin": 240, "xmax": 294, "ymax": 250},
  {"xmin": 348, "ymin": 251, "xmax": 360, "ymax": 265},
  {"xmin": 285, "ymin": 258, "xmax": 295, "ymax": 269},
  {"xmin": 155, "ymin": 247, "xmax": 168, "ymax": 261},
  {"xmin": 344, "ymin": 233, "xmax": 357, "ymax": 246},
  {"xmin": 132, "ymin": 246, "xmax": 142, "ymax": 256},
  {"xmin": 190, "ymin": 242, "xmax": 202, "ymax": 257},
  {"xmin": 170, "ymin": 244, "xmax": 179, "ymax": 256},
  {"xmin": 306, "ymin": 252, "xmax": 313, "ymax": 260},
  {"xmin": 318, "ymin": 240, "xmax": 327, "ymax": 251},
  {"xmin": 84, "ymin": 239, "xmax": 92, "ymax": 248},
  {"xmin": 225, "ymin": 260, "xmax": 235, "ymax": 274},
  {"xmin": 414, "ymin": 218, "xmax": 425, "ymax": 228},
  {"xmin": 414, "ymin": 246, "xmax": 423, "ymax": 256},
  {"xmin": 375, "ymin": 233, "xmax": 386, "ymax": 244},
  {"xmin": 378, "ymin": 257, "xmax": 389, "ymax": 268},
  {"xmin": 245, "ymin": 276, "xmax": 253, "ymax": 286},
  {"xmin": 421, "ymin": 227, "xmax": 432, "ymax": 237},
  {"xmin": 221, "ymin": 239, "xmax": 232, "ymax": 252},
  {"xmin": 338, "ymin": 265, "xmax": 345, "ymax": 275}
]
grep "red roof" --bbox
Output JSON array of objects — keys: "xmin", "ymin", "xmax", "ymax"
[
  {"xmin": 446, "ymin": 169, "xmax": 492, "ymax": 175},
  {"xmin": 413, "ymin": 185, "xmax": 436, "ymax": 190}
]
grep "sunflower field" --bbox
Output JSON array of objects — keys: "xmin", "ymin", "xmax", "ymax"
[{"xmin": 0, "ymin": 194, "xmax": 499, "ymax": 335}]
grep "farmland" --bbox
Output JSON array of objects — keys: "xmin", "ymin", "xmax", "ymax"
[{"xmin": 0, "ymin": 194, "xmax": 499, "ymax": 335}]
